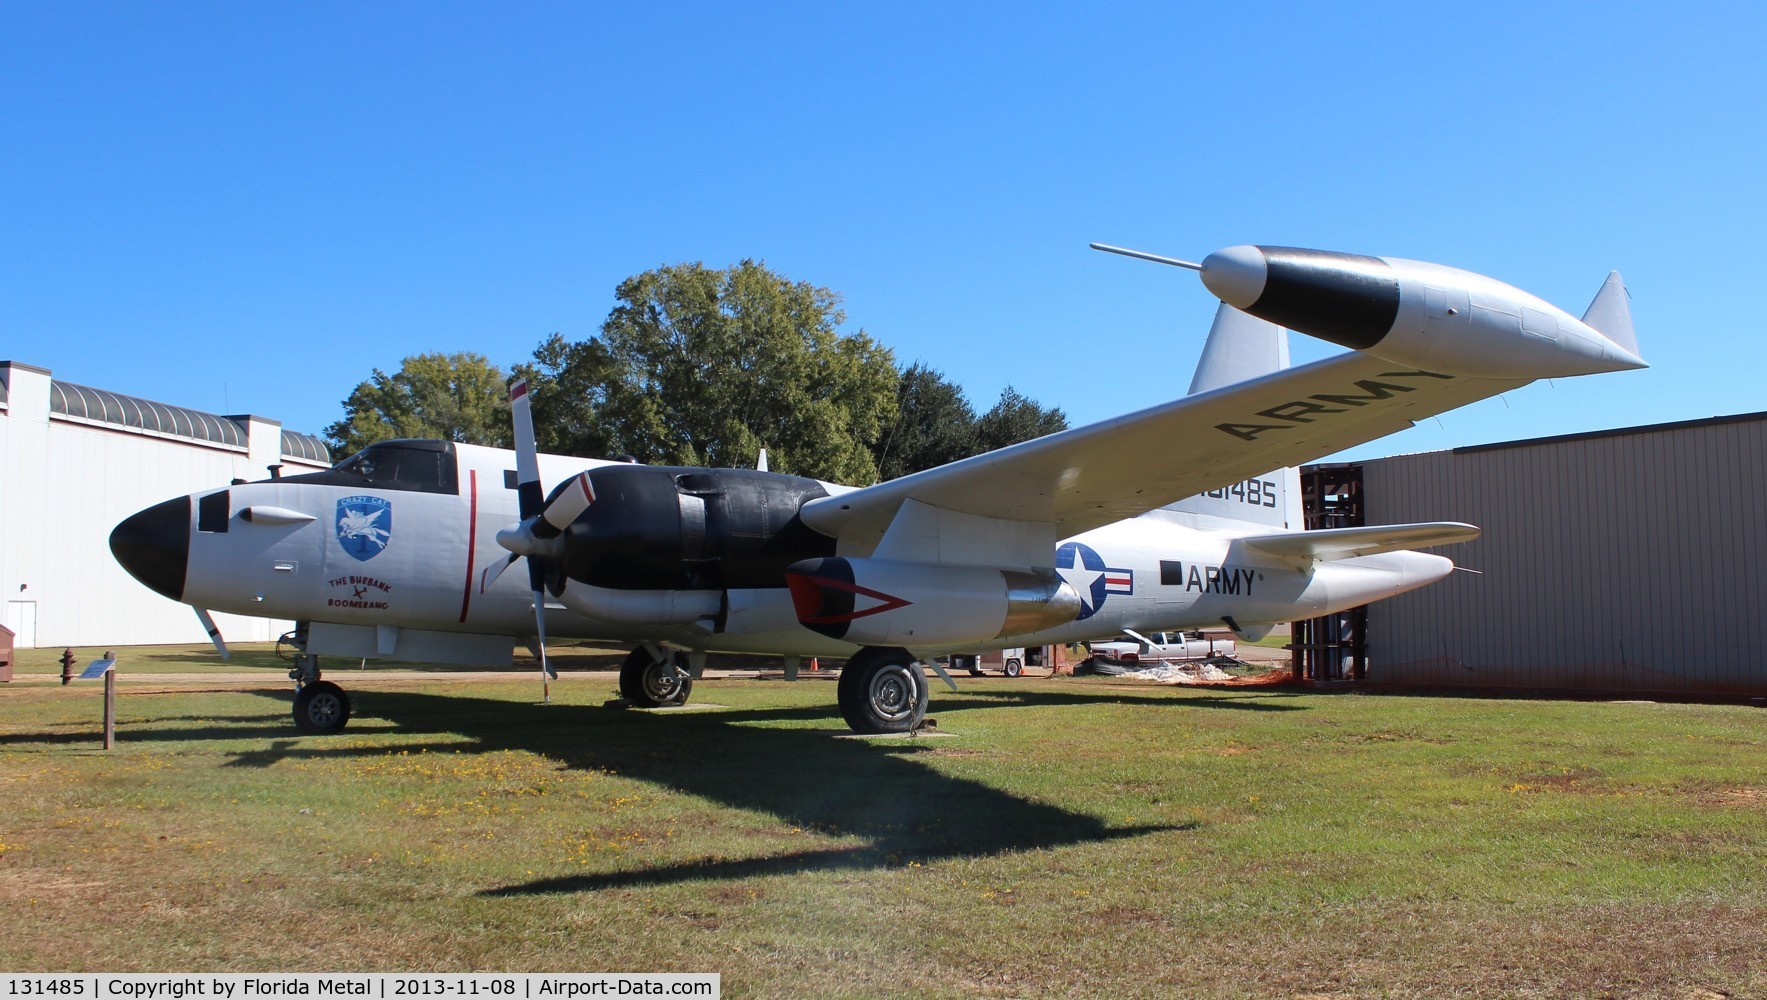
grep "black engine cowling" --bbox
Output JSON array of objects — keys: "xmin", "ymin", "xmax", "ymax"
[{"xmin": 554, "ymin": 465, "xmax": 837, "ymax": 591}]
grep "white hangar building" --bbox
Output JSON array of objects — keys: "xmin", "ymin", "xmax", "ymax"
[
  {"xmin": 1296, "ymin": 410, "xmax": 1767, "ymax": 698},
  {"xmin": 0, "ymin": 361, "xmax": 332, "ymax": 650}
]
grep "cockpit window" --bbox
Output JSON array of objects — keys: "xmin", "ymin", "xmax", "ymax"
[{"xmin": 279, "ymin": 440, "xmax": 460, "ymax": 494}]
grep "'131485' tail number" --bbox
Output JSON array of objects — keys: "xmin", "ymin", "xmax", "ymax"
[{"xmin": 1204, "ymin": 478, "xmax": 1278, "ymax": 508}]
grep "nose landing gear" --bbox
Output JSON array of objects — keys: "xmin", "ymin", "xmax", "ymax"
[{"xmin": 289, "ymin": 650, "xmax": 352, "ymax": 735}]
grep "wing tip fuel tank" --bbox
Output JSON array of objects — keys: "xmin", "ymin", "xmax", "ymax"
[
  {"xmin": 1197, "ymin": 245, "xmax": 1645, "ymax": 380},
  {"xmin": 1198, "ymin": 245, "xmax": 1268, "ymax": 308}
]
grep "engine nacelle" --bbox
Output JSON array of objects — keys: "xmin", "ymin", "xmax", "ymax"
[
  {"xmin": 557, "ymin": 583, "xmax": 721, "ymax": 627},
  {"xmin": 553, "ymin": 465, "xmax": 836, "ymax": 592},
  {"xmin": 784, "ymin": 557, "xmax": 1081, "ymax": 647},
  {"xmin": 1198, "ymin": 245, "xmax": 1645, "ymax": 379}
]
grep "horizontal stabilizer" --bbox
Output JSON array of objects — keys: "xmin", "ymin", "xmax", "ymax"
[
  {"xmin": 1235, "ymin": 521, "xmax": 1480, "ymax": 565},
  {"xmin": 1581, "ymin": 271, "xmax": 1640, "ymax": 358}
]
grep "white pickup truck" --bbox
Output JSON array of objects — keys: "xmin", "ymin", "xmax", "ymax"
[{"xmin": 1085, "ymin": 630, "xmax": 1237, "ymax": 665}]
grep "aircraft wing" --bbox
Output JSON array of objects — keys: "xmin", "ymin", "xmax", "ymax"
[
  {"xmin": 1232, "ymin": 521, "xmax": 1481, "ymax": 567},
  {"xmin": 800, "ymin": 352, "xmax": 1527, "ymax": 556}
]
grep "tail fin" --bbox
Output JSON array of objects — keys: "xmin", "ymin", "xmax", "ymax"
[
  {"xmin": 1581, "ymin": 271, "xmax": 1640, "ymax": 359},
  {"xmin": 1162, "ymin": 304, "xmax": 1304, "ymax": 531},
  {"xmin": 1187, "ymin": 302, "xmax": 1289, "ymax": 395}
]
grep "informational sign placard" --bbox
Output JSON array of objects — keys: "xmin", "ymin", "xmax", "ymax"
[{"xmin": 79, "ymin": 657, "xmax": 117, "ymax": 680}]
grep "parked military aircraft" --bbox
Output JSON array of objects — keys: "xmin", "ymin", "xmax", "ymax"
[{"xmin": 110, "ymin": 244, "xmax": 1643, "ymax": 735}]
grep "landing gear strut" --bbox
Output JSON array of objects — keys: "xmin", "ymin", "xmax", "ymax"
[
  {"xmin": 837, "ymin": 646, "xmax": 929, "ymax": 735},
  {"xmin": 620, "ymin": 647, "xmax": 693, "ymax": 707},
  {"xmin": 289, "ymin": 653, "xmax": 352, "ymax": 735}
]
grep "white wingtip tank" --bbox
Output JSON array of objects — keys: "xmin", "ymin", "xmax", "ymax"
[{"xmin": 1198, "ymin": 245, "xmax": 1646, "ymax": 379}]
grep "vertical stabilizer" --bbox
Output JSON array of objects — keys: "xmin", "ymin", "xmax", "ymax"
[
  {"xmin": 1188, "ymin": 303, "xmax": 1289, "ymax": 394},
  {"xmin": 1162, "ymin": 304, "xmax": 1301, "ymax": 531},
  {"xmin": 1581, "ymin": 271, "xmax": 1640, "ymax": 358}
]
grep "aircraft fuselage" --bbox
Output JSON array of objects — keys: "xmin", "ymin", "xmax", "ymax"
[{"xmin": 113, "ymin": 438, "xmax": 1448, "ymax": 665}]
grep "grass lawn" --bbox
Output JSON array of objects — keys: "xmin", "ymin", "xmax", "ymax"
[{"xmin": 1, "ymin": 651, "xmax": 1762, "ymax": 997}]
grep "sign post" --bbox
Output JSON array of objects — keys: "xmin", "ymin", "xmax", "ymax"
[
  {"xmin": 79, "ymin": 653, "xmax": 118, "ymax": 749},
  {"xmin": 104, "ymin": 670, "xmax": 116, "ymax": 749}
]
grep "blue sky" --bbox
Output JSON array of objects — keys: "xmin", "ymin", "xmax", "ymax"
[{"xmin": 4, "ymin": 2, "xmax": 1762, "ymax": 463}]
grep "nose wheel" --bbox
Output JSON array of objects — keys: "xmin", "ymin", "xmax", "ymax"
[
  {"xmin": 293, "ymin": 681, "xmax": 352, "ymax": 734},
  {"xmin": 289, "ymin": 654, "xmax": 352, "ymax": 735}
]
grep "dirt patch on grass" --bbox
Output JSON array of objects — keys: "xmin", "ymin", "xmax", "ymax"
[
  {"xmin": 1344, "ymin": 727, "xmax": 1454, "ymax": 744},
  {"xmin": 1511, "ymin": 766, "xmax": 1604, "ymax": 792},
  {"xmin": 1088, "ymin": 904, "xmax": 1167, "ymax": 928},
  {"xmin": 1452, "ymin": 763, "xmax": 1607, "ymax": 792},
  {"xmin": 1676, "ymin": 781, "xmax": 1767, "ymax": 808},
  {"xmin": 0, "ymin": 870, "xmax": 110, "ymax": 899},
  {"xmin": 650, "ymin": 908, "xmax": 720, "ymax": 930}
]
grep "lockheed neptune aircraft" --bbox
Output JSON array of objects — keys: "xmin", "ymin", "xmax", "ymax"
[{"xmin": 110, "ymin": 244, "xmax": 1643, "ymax": 735}]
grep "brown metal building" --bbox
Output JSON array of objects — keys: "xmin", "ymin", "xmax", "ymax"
[{"xmin": 1296, "ymin": 411, "xmax": 1767, "ymax": 697}]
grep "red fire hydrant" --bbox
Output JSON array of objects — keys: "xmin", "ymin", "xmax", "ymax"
[{"xmin": 60, "ymin": 648, "xmax": 76, "ymax": 686}]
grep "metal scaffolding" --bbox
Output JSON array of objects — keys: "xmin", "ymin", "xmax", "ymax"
[{"xmin": 1293, "ymin": 463, "xmax": 1368, "ymax": 682}]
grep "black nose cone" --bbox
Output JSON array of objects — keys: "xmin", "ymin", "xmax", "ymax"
[{"xmin": 110, "ymin": 496, "xmax": 191, "ymax": 601}]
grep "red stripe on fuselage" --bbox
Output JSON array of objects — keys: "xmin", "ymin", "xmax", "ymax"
[{"xmin": 458, "ymin": 468, "xmax": 478, "ymax": 622}]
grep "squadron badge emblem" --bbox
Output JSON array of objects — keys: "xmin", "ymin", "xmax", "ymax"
[{"xmin": 336, "ymin": 495, "xmax": 392, "ymax": 562}]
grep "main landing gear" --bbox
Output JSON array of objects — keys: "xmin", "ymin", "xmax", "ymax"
[
  {"xmin": 620, "ymin": 646, "xmax": 694, "ymax": 707},
  {"xmin": 289, "ymin": 653, "xmax": 352, "ymax": 735},
  {"xmin": 837, "ymin": 646, "xmax": 929, "ymax": 735},
  {"xmin": 616, "ymin": 643, "xmax": 933, "ymax": 734}
]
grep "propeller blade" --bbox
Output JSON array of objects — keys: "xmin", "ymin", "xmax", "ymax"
[
  {"xmin": 507, "ymin": 377, "xmax": 555, "ymax": 702},
  {"xmin": 507, "ymin": 378, "xmax": 549, "ymax": 583},
  {"xmin": 480, "ymin": 553, "xmax": 518, "ymax": 593},
  {"xmin": 541, "ymin": 471, "xmax": 594, "ymax": 532},
  {"xmin": 194, "ymin": 607, "xmax": 230, "ymax": 660},
  {"xmin": 510, "ymin": 378, "xmax": 544, "ymax": 520},
  {"xmin": 533, "ymin": 589, "xmax": 556, "ymax": 701}
]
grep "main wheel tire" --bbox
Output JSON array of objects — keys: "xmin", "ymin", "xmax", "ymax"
[
  {"xmin": 293, "ymin": 681, "xmax": 351, "ymax": 735},
  {"xmin": 620, "ymin": 648, "xmax": 693, "ymax": 707},
  {"xmin": 1003, "ymin": 657, "xmax": 1023, "ymax": 678},
  {"xmin": 837, "ymin": 647, "xmax": 929, "ymax": 735}
]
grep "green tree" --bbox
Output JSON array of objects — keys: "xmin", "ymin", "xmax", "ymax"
[
  {"xmin": 519, "ymin": 334, "xmax": 622, "ymax": 460},
  {"xmin": 529, "ymin": 260, "xmax": 899, "ymax": 482},
  {"xmin": 324, "ymin": 351, "xmax": 512, "ymax": 456},
  {"xmin": 973, "ymin": 385, "xmax": 1067, "ymax": 453},
  {"xmin": 872, "ymin": 362, "xmax": 978, "ymax": 481}
]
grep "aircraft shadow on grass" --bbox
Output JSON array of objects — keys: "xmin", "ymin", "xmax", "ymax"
[
  {"xmin": 4, "ymin": 684, "xmax": 1300, "ymax": 891},
  {"xmin": 210, "ymin": 685, "xmax": 1307, "ymax": 894}
]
